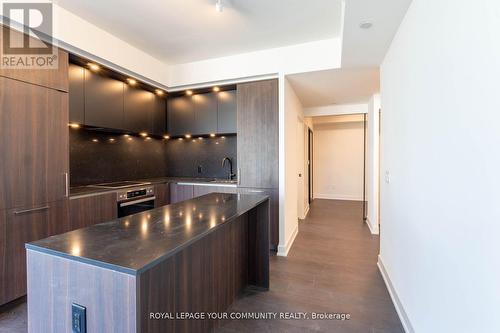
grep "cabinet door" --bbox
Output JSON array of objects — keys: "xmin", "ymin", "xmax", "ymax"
[
  {"xmin": 84, "ymin": 69, "xmax": 124, "ymax": 129},
  {"xmin": 154, "ymin": 183, "xmax": 170, "ymax": 207},
  {"xmin": 124, "ymin": 85, "xmax": 154, "ymax": 134},
  {"xmin": 193, "ymin": 185, "xmax": 237, "ymax": 197},
  {"xmin": 152, "ymin": 96, "xmax": 167, "ymax": 136},
  {"xmin": 69, "ymin": 193, "xmax": 117, "ymax": 230},
  {"xmin": 0, "ymin": 26, "xmax": 68, "ymax": 92},
  {"xmin": 217, "ymin": 90, "xmax": 237, "ymax": 134},
  {"xmin": 237, "ymin": 80, "xmax": 278, "ymax": 188},
  {"xmin": 0, "ymin": 77, "xmax": 69, "ymax": 211},
  {"xmin": 0, "ymin": 200, "xmax": 68, "ymax": 305},
  {"xmin": 169, "ymin": 183, "xmax": 194, "ymax": 204},
  {"xmin": 193, "ymin": 93, "xmax": 217, "ymax": 135},
  {"xmin": 167, "ymin": 96, "xmax": 194, "ymax": 137},
  {"xmin": 68, "ymin": 63, "xmax": 85, "ymax": 124},
  {"xmin": 237, "ymin": 187, "xmax": 278, "ymax": 249}
]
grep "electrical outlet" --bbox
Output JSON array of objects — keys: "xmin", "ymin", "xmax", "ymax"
[
  {"xmin": 72, "ymin": 303, "xmax": 86, "ymax": 333},
  {"xmin": 385, "ymin": 170, "xmax": 391, "ymax": 184},
  {"xmin": 197, "ymin": 165, "xmax": 203, "ymax": 174}
]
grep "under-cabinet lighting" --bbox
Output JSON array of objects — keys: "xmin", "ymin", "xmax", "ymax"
[
  {"xmin": 163, "ymin": 135, "xmax": 170, "ymax": 139},
  {"xmin": 139, "ymin": 132, "xmax": 148, "ymax": 137},
  {"xmin": 185, "ymin": 134, "xmax": 192, "ymax": 139},
  {"xmin": 127, "ymin": 78, "xmax": 137, "ymax": 85},
  {"xmin": 92, "ymin": 139, "xmax": 99, "ymax": 143},
  {"xmin": 88, "ymin": 63, "xmax": 100, "ymax": 71},
  {"xmin": 210, "ymin": 133, "xmax": 216, "ymax": 137},
  {"xmin": 123, "ymin": 134, "xmax": 130, "ymax": 137},
  {"xmin": 186, "ymin": 90, "xmax": 193, "ymax": 96},
  {"xmin": 178, "ymin": 138, "xmax": 184, "ymax": 141},
  {"xmin": 109, "ymin": 138, "xmax": 115, "ymax": 142},
  {"xmin": 221, "ymin": 136, "xmax": 226, "ymax": 139},
  {"xmin": 198, "ymin": 137, "xmax": 203, "ymax": 140},
  {"xmin": 213, "ymin": 86, "xmax": 220, "ymax": 92},
  {"xmin": 145, "ymin": 137, "xmax": 152, "ymax": 141},
  {"xmin": 68, "ymin": 123, "xmax": 80, "ymax": 129},
  {"xmin": 155, "ymin": 89, "xmax": 164, "ymax": 96}
]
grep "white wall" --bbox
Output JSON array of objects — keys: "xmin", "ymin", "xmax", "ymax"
[
  {"xmin": 366, "ymin": 94, "xmax": 380, "ymax": 234},
  {"xmin": 380, "ymin": 1, "xmax": 500, "ymax": 332},
  {"xmin": 313, "ymin": 117, "xmax": 365, "ymax": 201},
  {"xmin": 278, "ymin": 78, "xmax": 305, "ymax": 256},
  {"xmin": 167, "ymin": 38, "xmax": 341, "ymax": 88}
]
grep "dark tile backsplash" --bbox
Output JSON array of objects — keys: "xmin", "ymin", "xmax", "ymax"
[
  {"xmin": 70, "ymin": 129, "xmax": 169, "ymax": 186},
  {"xmin": 165, "ymin": 136, "xmax": 237, "ymax": 179},
  {"xmin": 70, "ymin": 129, "xmax": 237, "ymax": 186}
]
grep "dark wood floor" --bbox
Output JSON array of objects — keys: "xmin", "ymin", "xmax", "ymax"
[
  {"xmin": 0, "ymin": 199, "xmax": 403, "ymax": 333},
  {"xmin": 216, "ymin": 199, "xmax": 404, "ymax": 333}
]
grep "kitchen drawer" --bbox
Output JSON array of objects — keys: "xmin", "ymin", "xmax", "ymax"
[
  {"xmin": 69, "ymin": 192, "xmax": 117, "ymax": 230},
  {"xmin": 0, "ymin": 200, "xmax": 69, "ymax": 305}
]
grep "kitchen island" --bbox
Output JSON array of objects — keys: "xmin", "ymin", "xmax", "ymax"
[{"xmin": 26, "ymin": 193, "xmax": 269, "ymax": 333}]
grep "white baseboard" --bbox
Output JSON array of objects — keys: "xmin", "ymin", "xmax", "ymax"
[
  {"xmin": 277, "ymin": 224, "xmax": 299, "ymax": 257},
  {"xmin": 377, "ymin": 256, "xmax": 415, "ymax": 333},
  {"xmin": 314, "ymin": 193, "xmax": 363, "ymax": 201},
  {"xmin": 298, "ymin": 204, "xmax": 310, "ymax": 220},
  {"xmin": 365, "ymin": 217, "xmax": 379, "ymax": 235}
]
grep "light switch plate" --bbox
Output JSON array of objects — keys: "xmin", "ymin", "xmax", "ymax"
[{"xmin": 72, "ymin": 303, "xmax": 86, "ymax": 333}]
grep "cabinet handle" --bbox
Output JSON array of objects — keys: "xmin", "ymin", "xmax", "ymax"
[
  {"xmin": 14, "ymin": 206, "xmax": 50, "ymax": 215},
  {"xmin": 237, "ymin": 168, "xmax": 241, "ymax": 185},
  {"xmin": 64, "ymin": 172, "xmax": 69, "ymax": 197}
]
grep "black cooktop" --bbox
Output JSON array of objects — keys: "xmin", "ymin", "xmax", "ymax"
[{"xmin": 90, "ymin": 181, "xmax": 150, "ymax": 189}]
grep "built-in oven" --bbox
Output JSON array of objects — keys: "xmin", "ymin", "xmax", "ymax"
[{"xmin": 117, "ymin": 186, "xmax": 155, "ymax": 218}]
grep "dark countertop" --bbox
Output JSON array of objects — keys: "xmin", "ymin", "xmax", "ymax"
[
  {"xmin": 26, "ymin": 193, "xmax": 268, "ymax": 275},
  {"xmin": 69, "ymin": 177, "xmax": 237, "ymax": 198}
]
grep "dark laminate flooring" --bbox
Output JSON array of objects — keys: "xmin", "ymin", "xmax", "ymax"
[
  {"xmin": 0, "ymin": 199, "xmax": 403, "ymax": 333},
  {"xmin": 216, "ymin": 199, "xmax": 404, "ymax": 333}
]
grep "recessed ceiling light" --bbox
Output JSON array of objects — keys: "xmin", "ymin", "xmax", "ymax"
[
  {"xmin": 155, "ymin": 89, "xmax": 164, "ymax": 96},
  {"xmin": 359, "ymin": 22, "xmax": 373, "ymax": 29},
  {"xmin": 88, "ymin": 63, "xmax": 100, "ymax": 71},
  {"xmin": 215, "ymin": 0, "xmax": 224, "ymax": 12}
]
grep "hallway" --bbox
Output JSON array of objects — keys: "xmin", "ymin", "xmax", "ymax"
[{"xmin": 218, "ymin": 199, "xmax": 404, "ymax": 332}]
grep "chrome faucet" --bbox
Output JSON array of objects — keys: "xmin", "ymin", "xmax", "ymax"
[{"xmin": 221, "ymin": 157, "xmax": 235, "ymax": 180}]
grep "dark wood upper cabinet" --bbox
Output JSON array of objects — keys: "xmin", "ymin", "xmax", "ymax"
[
  {"xmin": 68, "ymin": 63, "xmax": 85, "ymax": 124},
  {"xmin": 217, "ymin": 90, "xmax": 237, "ymax": 134},
  {"xmin": 152, "ymin": 96, "xmax": 167, "ymax": 136},
  {"xmin": 0, "ymin": 77, "xmax": 69, "ymax": 211},
  {"xmin": 167, "ymin": 96, "xmax": 194, "ymax": 136},
  {"xmin": 237, "ymin": 79, "xmax": 279, "ymax": 189},
  {"xmin": 84, "ymin": 70, "xmax": 124, "ymax": 129},
  {"xmin": 124, "ymin": 85, "xmax": 154, "ymax": 133},
  {"xmin": 0, "ymin": 26, "xmax": 68, "ymax": 92},
  {"xmin": 193, "ymin": 93, "xmax": 217, "ymax": 135}
]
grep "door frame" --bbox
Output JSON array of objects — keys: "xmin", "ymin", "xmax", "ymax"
[{"xmin": 308, "ymin": 128, "xmax": 313, "ymax": 204}]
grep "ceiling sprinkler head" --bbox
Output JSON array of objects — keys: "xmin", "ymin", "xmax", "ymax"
[
  {"xmin": 359, "ymin": 22, "xmax": 373, "ymax": 30},
  {"xmin": 216, "ymin": 0, "xmax": 224, "ymax": 12}
]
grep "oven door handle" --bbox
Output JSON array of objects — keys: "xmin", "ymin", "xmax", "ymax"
[{"xmin": 119, "ymin": 196, "xmax": 156, "ymax": 207}]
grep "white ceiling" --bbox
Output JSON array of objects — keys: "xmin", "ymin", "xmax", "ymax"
[
  {"xmin": 287, "ymin": 67, "xmax": 380, "ymax": 107},
  {"xmin": 341, "ymin": 0, "xmax": 412, "ymax": 67},
  {"xmin": 55, "ymin": 0, "xmax": 343, "ymax": 65}
]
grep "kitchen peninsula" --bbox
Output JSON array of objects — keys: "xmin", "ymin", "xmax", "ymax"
[{"xmin": 26, "ymin": 193, "xmax": 269, "ymax": 333}]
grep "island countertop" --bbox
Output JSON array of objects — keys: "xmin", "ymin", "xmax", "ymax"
[{"xmin": 26, "ymin": 193, "xmax": 269, "ymax": 275}]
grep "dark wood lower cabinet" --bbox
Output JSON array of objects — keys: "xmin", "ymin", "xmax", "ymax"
[
  {"xmin": 69, "ymin": 193, "xmax": 117, "ymax": 230},
  {"xmin": 154, "ymin": 183, "xmax": 170, "ymax": 208},
  {"xmin": 169, "ymin": 183, "xmax": 279, "ymax": 249},
  {"xmin": 169, "ymin": 183, "xmax": 195, "ymax": 204},
  {"xmin": 0, "ymin": 199, "xmax": 69, "ymax": 305}
]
